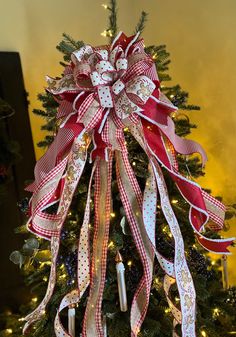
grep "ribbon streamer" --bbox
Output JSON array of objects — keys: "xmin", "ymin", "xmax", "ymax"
[{"xmin": 23, "ymin": 31, "xmax": 234, "ymax": 337}]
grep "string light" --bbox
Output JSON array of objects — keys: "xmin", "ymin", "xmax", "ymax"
[
  {"xmin": 39, "ymin": 261, "xmax": 51, "ymax": 268},
  {"xmin": 101, "ymin": 30, "xmax": 108, "ymax": 37},
  {"xmin": 132, "ymin": 161, "xmax": 136, "ymax": 166},
  {"xmin": 213, "ymin": 308, "xmax": 220, "ymax": 317},
  {"xmin": 201, "ymin": 330, "xmax": 207, "ymax": 337},
  {"xmin": 171, "ymin": 199, "xmax": 178, "ymax": 204},
  {"xmin": 31, "ymin": 297, "xmax": 38, "ymax": 303},
  {"xmin": 108, "ymin": 241, "xmax": 114, "ymax": 248},
  {"xmin": 101, "ymin": 29, "xmax": 113, "ymax": 37},
  {"xmin": 170, "ymin": 94, "xmax": 175, "ymax": 98},
  {"xmin": 164, "ymin": 308, "xmax": 171, "ymax": 313},
  {"xmin": 102, "ymin": 4, "xmax": 108, "ymax": 9},
  {"xmin": 127, "ymin": 260, "xmax": 132, "ymax": 267},
  {"xmin": 162, "ymin": 226, "xmax": 168, "ymax": 233},
  {"xmin": 6, "ymin": 329, "xmax": 13, "ymax": 334},
  {"xmin": 152, "ymin": 53, "xmax": 158, "ymax": 60},
  {"xmin": 43, "ymin": 276, "xmax": 48, "ymax": 282},
  {"xmin": 110, "ymin": 212, "xmax": 116, "ymax": 218},
  {"xmin": 59, "ymin": 273, "xmax": 67, "ymax": 280}
]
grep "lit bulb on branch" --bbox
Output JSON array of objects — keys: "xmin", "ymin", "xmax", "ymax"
[
  {"xmin": 127, "ymin": 260, "xmax": 132, "ymax": 267},
  {"xmin": 108, "ymin": 241, "xmax": 114, "ymax": 249},
  {"xmin": 6, "ymin": 329, "xmax": 13, "ymax": 334},
  {"xmin": 31, "ymin": 297, "xmax": 38, "ymax": 303},
  {"xmin": 102, "ymin": 4, "xmax": 108, "ymax": 9},
  {"xmin": 213, "ymin": 307, "xmax": 220, "ymax": 317}
]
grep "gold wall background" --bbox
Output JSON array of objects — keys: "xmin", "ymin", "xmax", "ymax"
[{"xmin": 0, "ymin": 0, "xmax": 235, "ymax": 282}]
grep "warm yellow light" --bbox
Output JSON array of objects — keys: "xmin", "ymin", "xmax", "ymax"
[
  {"xmin": 162, "ymin": 226, "xmax": 167, "ymax": 233},
  {"xmin": 127, "ymin": 260, "xmax": 132, "ymax": 267},
  {"xmin": 132, "ymin": 161, "xmax": 136, "ymax": 166},
  {"xmin": 110, "ymin": 212, "xmax": 116, "ymax": 218},
  {"xmin": 43, "ymin": 276, "xmax": 48, "ymax": 282},
  {"xmin": 124, "ymin": 127, "xmax": 129, "ymax": 132},
  {"xmin": 101, "ymin": 30, "xmax": 107, "ymax": 37},
  {"xmin": 6, "ymin": 329, "xmax": 13, "ymax": 334},
  {"xmin": 152, "ymin": 53, "xmax": 158, "ymax": 60},
  {"xmin": 213, "ymin": 308, "xmax": 220, "ymax": 316},
  {"xmin": 18, "ymin": 317, "xmax": 25, "ymax": 322},
  {"xmin": 31, "ymin": 297, "xmax": 38, "ymax": 303},
  {"xmin": 164, "ymin": 308, "xmax": 170, "ymax": 313},
  {"xmin": 171, "ymin": 199, "xmax": 178, "ymax": 204},
  {"xmin": 154, "ymin": 277, "xmax": 159, "ymax": 285},
  {"xmin": 211, "ymin": 260, "xmax": 216, "ymax": 266},
  {"xmin": 102, "ymin": 4, "xmax": 108, "ymax": 9},
  {"xmin": 201, "ymin": 330, "xmax": 207, "ymax": 337},
  {"xmin": 170, "ymin": 94, "xmax": 174, "ymax": 98},
  {"xmin": 108, "ymin": 241, "xmax": 114, "ymax": 248}
]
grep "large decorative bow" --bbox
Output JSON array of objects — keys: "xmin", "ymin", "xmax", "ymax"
[{"xmin": 23, "ymin": 32, "xmax": 234, "ymax": 337}]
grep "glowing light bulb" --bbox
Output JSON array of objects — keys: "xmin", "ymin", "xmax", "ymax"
[
  {"xmin": 132, "ymin": 161, "xmax": 136, "ymax": 166},
  {"xmin": 31, "ymin": 297, "xmax": 38, "ymax": 303},
  {"xmin": 171, "ymin": 199, "xmax": 178, "ymax": 204},
  {"xmin": 110, "ymin": 212, "xmax": 116, "ymax": 218},
  {"xmin": 108, "ymin": 241, "xmax": 114, "ymax": 248},
  {"xmin": 127, "ymin": 260, "xmax": 132, "ymax": 267},
  {"xmin": 164, "ymin": 308, "xmax": 170, "ymax": 313},
  {"xmin": 213, "ymin": 308, "xmax": 220, "ymax": 317},
  {"xmin": 101, "ymin": 30, "xmax": 107, "ymax": 37},
  {"xmin": 201, "ymin": 331, "xmax": 207, "ymax": 337},
  {"xmin": 102, "ymin": 4, "xmax": 108, "ymax": 9},
  {"xmin": 6, "ymin": 329, "xmax": 13, "ymax": 334}
]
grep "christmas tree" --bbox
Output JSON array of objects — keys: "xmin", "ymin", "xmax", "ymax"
[{"xmin": 1, "ymin": 1, "xmax": 236, "ymax": 336}]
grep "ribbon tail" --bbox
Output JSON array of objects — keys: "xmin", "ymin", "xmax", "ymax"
[
  {"xmin": 151, "ymin": 159, "xmax": 196, "ymax": 337},
  {"xmin": 83, "ymin": 152, "xmax": 113, "ymax": 337},
  {"xmin": 23, "ymin": 134, "xmax": 89, "ymax": 334},
  {"xmin": 54, "ymin": 161, "xmax": 97, "ymax": 336},
  {"xmin": 115, "ymin": 150, "xmax": 154, "ymax": 337}
]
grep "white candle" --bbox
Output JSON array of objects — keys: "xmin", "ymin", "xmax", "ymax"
[
  {"xmin": 68, "ymin": 305, "xmax": 75, "ymax": 337},
  {"xmin": 116, "ymin": 251, "xmax": 128, "ymax": 312}
]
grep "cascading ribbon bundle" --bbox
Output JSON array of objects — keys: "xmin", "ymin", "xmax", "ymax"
[{"xmin": 23, "ymin": 32, "xmax": 234, "ymax": 337}]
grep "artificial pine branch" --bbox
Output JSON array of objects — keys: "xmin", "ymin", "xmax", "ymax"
[
  {"xmin": 107, "ymin": 0, "xmax": 118, "ymax": 43},
  {"xmin": 134, "ymin": 11, "xmax": 148, "ymax": 35},
  {"xmin": 56, "ymin": 33, "xmax": 84, "ymax": 62}
]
